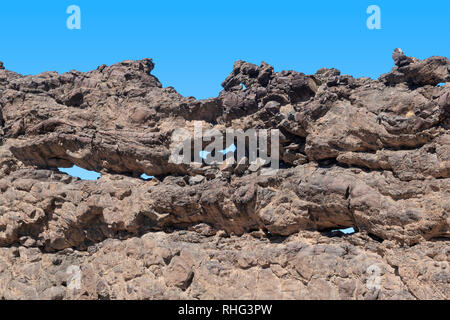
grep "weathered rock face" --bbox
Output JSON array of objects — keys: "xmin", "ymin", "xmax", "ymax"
[{"xmin": 0, "ymin": 50, "xmax": 448, "ymax": 299}]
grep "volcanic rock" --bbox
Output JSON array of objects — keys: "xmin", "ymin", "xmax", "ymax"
[{"xmin": 0, "ymin": 49, "xmax": 448, "ymax": 299}]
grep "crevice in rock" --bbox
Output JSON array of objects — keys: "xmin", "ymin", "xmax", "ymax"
[
  {"xmin": 266, "ymin": 233, "xmax": 289, "ymax": 244},
  {"xmin": 321, "ymin": 227, "xmax": 356, "ymax": 238},
  {"xmin": 392, "ymin": 265, "xmax": 419, "ymax": 300},
  {"xmin": 344, "ymin": 186, "xmax": 350, "ymax": 200},
  {"xmin": 182, "ymin": 272, "xmax": 195, "ymax": 291},
  {"xmin": 367, "ymin": 233, "xmax": 384, "ymax": 243},
  {"xmin": 317, "ymin": 158, "xmax": 341, "ymax": 168},
  {"xmin": 428, "ymin": 236, "xmax": 450, "ymax": 242}
]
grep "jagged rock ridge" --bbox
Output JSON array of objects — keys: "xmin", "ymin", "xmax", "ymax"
[{"xmin": 0, "ymin": 50, "xmax": 448, "ymax": 299}]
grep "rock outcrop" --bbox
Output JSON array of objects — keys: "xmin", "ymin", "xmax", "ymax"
[{"xmin": 0, "ymin": 50, "xmax": 448, "ymax": 299}]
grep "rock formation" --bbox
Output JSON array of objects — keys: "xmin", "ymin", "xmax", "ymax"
[{"xmin": 0, "ymin": 50, "xmax": 448, "ymax": 299}]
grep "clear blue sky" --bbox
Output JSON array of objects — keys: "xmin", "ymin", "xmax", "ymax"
[{"xmin": 0, "ymin": 0, "xmax": 449, "ymax": 99}]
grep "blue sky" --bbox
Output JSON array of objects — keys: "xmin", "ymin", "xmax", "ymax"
[
  {"xmin": 59, "ymin": 166, "xmax": 101, "ymax": 180},
  {"xmin": 0, "ymin": 0, "xmax": 449, "ymax": 99}
]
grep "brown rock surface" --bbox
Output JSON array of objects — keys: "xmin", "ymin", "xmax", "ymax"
[{"xmin": 0, "ymin": 50, "xmax": 448, "ymax": 299}]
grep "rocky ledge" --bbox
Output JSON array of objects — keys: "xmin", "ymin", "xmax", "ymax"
[{"xmin": 0, "ymin": 49, "xmax": 448, "ymax": 299}]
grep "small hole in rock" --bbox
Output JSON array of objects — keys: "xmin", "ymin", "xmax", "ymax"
[
  {"xmin": 58, "ymin": 166, "xmax": 101, "ymax": 180},
  {"xmin": 368, "ymin": 233, "xmax": 384, "ymax": 243},
  {"xmin": 199, "ymin": 150, "xmax": 210, "ymax": 159},
  {"xmin": 199, "ymin": 144, "xmax": 236, "ymax": 160},
  {"xmin": 140, "ymin": 174, "xmax": 154, "ymax": 180},
  {"xmin": 221, "ymin": 144, "xmax": 237, "ymax": 155},
  {"xmin": 332, "ymin": 227, "xmax": 355, "ymax": 234}
]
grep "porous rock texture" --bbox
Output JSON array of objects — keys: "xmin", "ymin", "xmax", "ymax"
[{"xmin": 0, "ymin": 50, "xmax": 449, "ymax": 300}]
